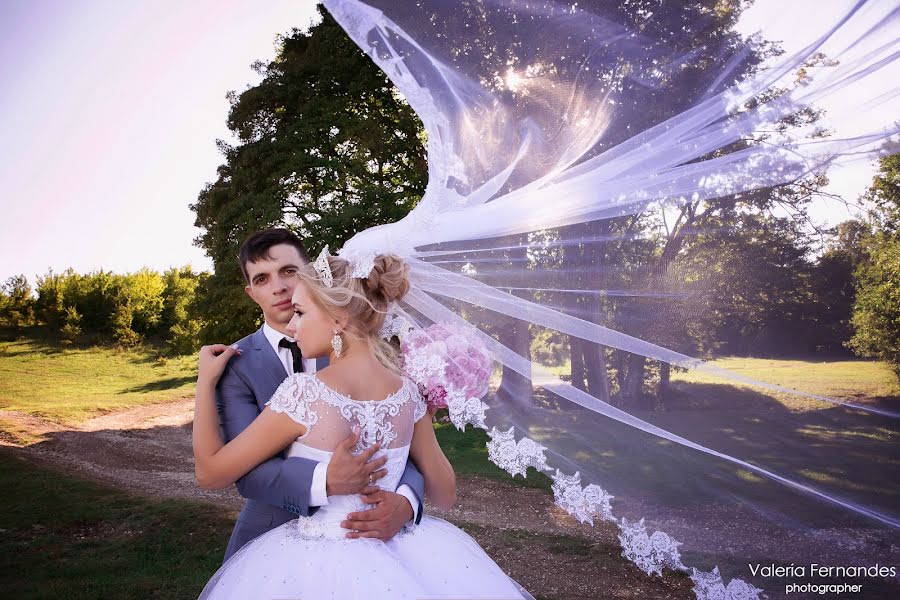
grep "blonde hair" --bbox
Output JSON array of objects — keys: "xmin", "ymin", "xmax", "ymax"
[{"xmin": 297, "ymin": 253, "xmax": 410, "ymax": 371}]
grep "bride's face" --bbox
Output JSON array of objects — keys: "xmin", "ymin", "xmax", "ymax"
[{"xmin": 286, "ymin": 280, "xmax": 340, "ymax": 358}]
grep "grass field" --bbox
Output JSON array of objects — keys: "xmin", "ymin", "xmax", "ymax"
[
  {"xmin": 0, "ymin": 337, "xmax": 197, "ymax": 425},
  {"xmin": 0, "ymin": 448, "xmax": 232, "ymax": 599},
  {"xmin": 547, "ymin": 355, "xmax": 899, "ymax": 410},
  {"xmin": 435, "ymin": 419, "xmax": 553, "ymax": 490},
  {"xmin": 671, "ymin": 356, "xmax": 900, "ymax": 410}
]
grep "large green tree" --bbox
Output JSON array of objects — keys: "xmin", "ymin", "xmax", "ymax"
[
  {"xmin": 191, "ymin": 6, "xmax": 427, "ymax": 342},
  {"xmin": 530, "ymin": 0, "xmax": 833, "ymax": 406},
  {"xmin": 848, "ymin": 153, "xmax": 900, "ymax": 377}
]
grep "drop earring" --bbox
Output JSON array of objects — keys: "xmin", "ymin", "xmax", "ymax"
[{"xmin": 331, "ymin": 328, "xmax": 343, "ymax": 358}]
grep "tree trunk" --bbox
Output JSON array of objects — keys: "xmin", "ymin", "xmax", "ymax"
[
  {"xmin": 584, "ymin": 342, "xmax": 611, "ymax": 402},
  {"xmin": 621, "ymin": 353, "xmax": 646, "ymax": 407},
  {"xmin": 497, "ymin": 320, "xmax": 534, "ymax": 408},
  {"xmin": 570, "ymin": 336, "xmax": 587, "ymax": 391},
  {"xmin": 658, "ymin": 361, "xmax": 671, "ymax": 401},
  {"xmin": 494, "ymin": 234, "xmax": 534, "ymax": 408}
]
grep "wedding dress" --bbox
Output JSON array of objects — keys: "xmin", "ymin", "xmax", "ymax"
[{"xmin": 198, "ymin": 372, "xmax": 534, "ymax": 600}]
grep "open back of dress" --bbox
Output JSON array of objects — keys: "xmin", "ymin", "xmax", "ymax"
[{"xmin": 266, "ymin": 372, "xmax": 428, "ymax": 539}]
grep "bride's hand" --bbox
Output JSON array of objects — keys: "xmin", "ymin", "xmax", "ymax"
[{"xmin": 197, "ymin": 344, "xmax": 241, "ymax": 385}]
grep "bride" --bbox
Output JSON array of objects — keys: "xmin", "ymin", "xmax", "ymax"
[{"xmin": 192, "ymin": 251, "xmax": 533, "ymax": 600}]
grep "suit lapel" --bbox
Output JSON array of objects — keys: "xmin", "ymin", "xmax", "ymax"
[
  {"xmin": 251, "ymin": 327, "xmax": 290, "ymax": 392},
  {"xmin": 315, "ymin": 356, "xmax": 329, "ymax": 371}
]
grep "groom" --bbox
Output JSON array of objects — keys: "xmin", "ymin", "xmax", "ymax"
[{"xmin": 216, "ymin": 228, "xmax": 425, "ymax": 561}]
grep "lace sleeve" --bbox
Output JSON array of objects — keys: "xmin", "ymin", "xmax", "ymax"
[
  {"xmin": 265, "ymin": 373, "xmax": 319, "ymax": 438},
  {"xmin": 411, "ymin": 380, "xmax": 428, "ymax": 423}
]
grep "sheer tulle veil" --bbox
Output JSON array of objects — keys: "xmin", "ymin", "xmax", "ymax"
[{"xmin": 319, "ymin": 1, "xmax": 900, "ymax": 597}]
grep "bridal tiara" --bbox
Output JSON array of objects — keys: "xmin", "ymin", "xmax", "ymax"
[
  {"xmin": 313, "ymin": 246, "xmax": 334, "ymax": 287},
  {"xmin": 312, "ymin": 245, "xmax": 376, "ymax": 288}
]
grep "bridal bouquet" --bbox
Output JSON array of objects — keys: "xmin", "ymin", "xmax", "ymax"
[{"xmin": 399, "ymin": 322, "xmax": 493, "ymax": 431}]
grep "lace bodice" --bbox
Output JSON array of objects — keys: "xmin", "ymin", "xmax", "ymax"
[
  {"xmin": 266, "ymin": 372, "xmax": 428, "ymax": 454},
  {"xmin": 265, "ymin": 372, "xmax": 428, "ymax": 540}
]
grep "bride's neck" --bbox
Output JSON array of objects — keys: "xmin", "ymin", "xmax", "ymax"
[{"xmin": 329, "ymin": 336, "xmax": 381, "ymax": 369}]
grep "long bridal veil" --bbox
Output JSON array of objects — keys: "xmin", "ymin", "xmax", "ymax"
[{"xmin": 321, "ymin": 0, "xmax": 899, "ymax": 597}]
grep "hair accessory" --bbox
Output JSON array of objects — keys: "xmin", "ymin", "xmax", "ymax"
[
  {"xmin": 313, "ymin": 246, "xmax": 334, "ymax": 288},
  {"xmin": 338, "ymin": 247, "xmax": 377, "ymax": 279},
  {"xmin": 314, "ymin": 245, "xmax": 377, "ymax": 287}
]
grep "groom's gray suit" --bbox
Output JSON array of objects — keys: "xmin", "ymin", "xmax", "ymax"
[{"xmin": 216, "ymin": 325, "xmax": 426, "ymax": 562}]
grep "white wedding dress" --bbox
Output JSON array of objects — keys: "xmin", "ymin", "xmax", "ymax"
[{"xmin": 199, "ymin": 372, "xmax": 533, "ymax": 600}]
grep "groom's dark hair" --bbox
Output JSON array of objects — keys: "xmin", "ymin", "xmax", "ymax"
[{"xmin": 238, "ymin": 228, "xmax": 310, "ymax": 284}]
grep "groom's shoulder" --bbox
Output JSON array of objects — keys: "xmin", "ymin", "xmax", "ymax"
[
  {"xmin": 222, "ymin": 327, "xmax": 264, "ymax": 374},
  {"xmin": 232, "ymin": 330, "xmax": 258, "ymax": 350}
]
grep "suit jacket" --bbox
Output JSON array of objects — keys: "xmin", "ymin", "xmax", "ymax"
[{"xmin": 216, "ymin": 325, "xmax": 426, "ymax": 562}]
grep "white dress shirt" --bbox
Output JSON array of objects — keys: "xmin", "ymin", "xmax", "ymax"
[{"xmin": 262, "ymin": 323, "xmax": 420, "ymax": 525}]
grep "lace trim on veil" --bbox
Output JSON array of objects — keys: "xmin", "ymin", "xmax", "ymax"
[{"xmin": 483, "ymin": 424, "xmax": 764, "ymax": 599}]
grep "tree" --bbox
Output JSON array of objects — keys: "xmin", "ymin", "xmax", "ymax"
[
  {"xmin": 535, "ymin": 0, "xmax": 831, "ymax": 406},
  {"xmin": 807, "ymin": 219, "xmax": 868, "ymax": 355},
  {"xmin": 160, "ymin": 267, "xmax": 206, "ymax": 354},
  {"xmin": 0, "ymin": 275, "xmax": 35, "ymax": 329},
  {"xmin": 848, "ymin": 154, "xmax": 900, "ymax": 377},
  {"xmin": 28, "ymin": 268, "xmax": 202, "ymax": 352},
  {"xmin": 191, "ymin": 6, "xmax": 427, "ymax": 342}
]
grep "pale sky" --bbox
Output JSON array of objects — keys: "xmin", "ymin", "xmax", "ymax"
[
  {"xmin": 0, "ymin": 0, "xmax": 319, "ymax": 283},
  {"xmin": 0, "ymin": 0, "xmax": 895, "ymax": 283}
]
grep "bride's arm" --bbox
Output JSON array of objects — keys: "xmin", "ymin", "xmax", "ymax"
[
  {"xmin": 408, "ymin": 410, "xmax": 456, "ymax": 510},
  {"xmin": 193, "ymin": 345, "xmax": 307, "ymax": 490}
]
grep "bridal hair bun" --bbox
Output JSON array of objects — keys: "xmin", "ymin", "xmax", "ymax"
[
  {"xmin": 297, "ymin": 251, "xmax": 408, "ymax": 371},
  {"xmin": 366, "ymin": 254, "xmax": 410, "ymax": 304}
]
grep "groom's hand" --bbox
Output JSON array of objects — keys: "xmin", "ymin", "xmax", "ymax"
[
  {"xmin": 341, "ymin": 489, "xmax": 414, "ymax": 541},
  {"xmin": 325, "ymin": 428, "xmax": 389, "ymax": 496}
]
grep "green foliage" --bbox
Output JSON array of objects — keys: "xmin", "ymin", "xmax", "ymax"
[
  {"xmin": 60, "ymin": 306, "xmax": 82, "ymax": 344},
  {"xmin": 674, "ymin": 210, "xmax": 819, "ymax": 357},
  {"xmin": 849, "ymin": 238, "xmax": 900, "ymax": 375},
  {"xmin": 0, "ymin": 275, "xmax": 35, "ymax": 329},
  {"xmin": 190, "ymin": 268, "xmax": 261, "ymax": 346},
  {"xmin": 848, "ymin": 154, "xmax": 900, "ymax": 377},
  {"xmin": 190, "ymin": 6, "xmax": 426, "ymax": 342},
  {"xmin": 807, "ymin": 219, "xmax": 869, "ymax": 354},
  {"xmin": 160, "ymin": 267, "xmax": 207, "ymax": 353},
  {"xmin": 11, "ymin": 267, "xmax": 205, "ymax": 354},
  {"xmin": 530, "ymin": 328, "xmax": 567, "ymax": 367}
]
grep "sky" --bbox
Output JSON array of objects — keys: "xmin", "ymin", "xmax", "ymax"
[
  {"xmin": 0, "ymin": 0, "xmax": 319, "ymax": 282},
  {"xmin": 0, "ymin": 0, "xmax": 896, "ymax": 283}
]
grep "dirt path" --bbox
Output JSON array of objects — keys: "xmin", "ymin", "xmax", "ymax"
[{"xmin": 1, "ymin": 401, "xmax": 240, "ymax": 508}]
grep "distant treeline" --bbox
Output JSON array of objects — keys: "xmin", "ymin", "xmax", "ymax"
[
  {"xmin": 0, "ymin": 208, "xmax": 889, "ymax": 369},
  {"xmin": 0, "ymin": 267, "xmax": 211, "ymax": 354}
]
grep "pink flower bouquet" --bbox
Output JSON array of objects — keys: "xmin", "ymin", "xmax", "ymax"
[{"xmin": 400, "ymin": 322, "xmax": 493, "ymax": 418}]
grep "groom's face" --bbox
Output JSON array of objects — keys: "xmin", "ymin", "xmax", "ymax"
[{"xmin": 243, "ymin": 243, "xmax": 306, "ymax": 331}]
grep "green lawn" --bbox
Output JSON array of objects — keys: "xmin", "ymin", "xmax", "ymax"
[
  {"xmin": 671, "ymin": 356, "xmax": 900, "ymax": 411},
  {"xmin": 435, "ymin": 418, "xmax": 553, "ymax": 490},
  {"xmin": 0, "ymin": 337, "xmax": 197, "ymax": 425},
  {"xmin": 0, "ymin": 448, "xmax": 232, "ymax": 599},
  {"xmin": 548, "ymin": 355, "xmax": 899, "ymax": 411}
]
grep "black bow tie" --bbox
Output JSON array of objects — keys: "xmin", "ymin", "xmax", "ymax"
[{"xmin": 278, "ymin": 338, "xmax": 304, "ymax": 373}]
